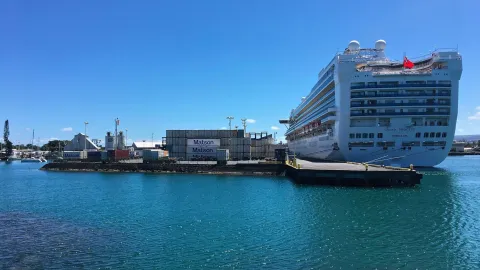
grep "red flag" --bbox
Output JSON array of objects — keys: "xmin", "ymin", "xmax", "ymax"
[{"xmin": 403, "ymin": 57, "xmax": 414, "ymax": 69}]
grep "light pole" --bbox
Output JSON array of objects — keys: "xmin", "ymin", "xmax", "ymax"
[
  {"xmin": 226, "ymin": 116, "xmax": 234, "ymax": 131},
  {"xmin": 241, "ymin": 118, "xmax": 247, "ymax": 133},
  {"xmin": 84, "ymin": 121, "xmax": 88, "ymax": 151}
]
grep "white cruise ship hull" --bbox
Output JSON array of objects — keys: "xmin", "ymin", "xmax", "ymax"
[{"xmin": 287, "ymin": 133, "xmax": 450, "ymax": 167}]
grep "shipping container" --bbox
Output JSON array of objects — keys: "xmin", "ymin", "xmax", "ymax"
[
  {"xmin": 144, "ymin": 149, "xmax": 165, "ymax": 161},
  {"xmin": 216, "ymin": 149, "xmax": 229, "ymax": 161},
  {"xmin": 187, "ymin": 139, "xmax": 220, "ymax": 147},
  {"xmin": 106, "ymin": 150, "xmax": 129, "ymax": 161},
  {"xmin": 186, "ymin": 153, "xmax": 217, "ymax": 161},
  {"xmin": 166, "ymin": 130, "xmax": 173, "ymax": 138},
  {"xmin": 101, "ymin": 151, "xmax": 108, "ymax": 161},
  {"xmin": 186, "ymin": 146, "xmax": 218, "ymax": 154},
  {"xmin": 63, "ymin": 151, "xmax": 87, "ymax": 159},
  {"xmin": 87, "ymin": 151, "xmax": 101, "ymax": 157},
  {"xmin": 86, "ymin": 151, "xmax": 102, "ymax": 162}
]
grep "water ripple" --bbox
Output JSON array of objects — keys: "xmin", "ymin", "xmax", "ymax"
[{"xmin": 1, "ymin": 159, "xmax": 480, "ymax": 268}]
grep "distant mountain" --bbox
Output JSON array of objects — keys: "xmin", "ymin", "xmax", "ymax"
[{"xmin": 454, "ymin": 135, "xmax": 480, "ymax": 142}]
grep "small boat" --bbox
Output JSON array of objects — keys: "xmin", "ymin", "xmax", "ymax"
[{"xmin": 21, "ymin": 157, "xmax": 46, "ymax": 163}]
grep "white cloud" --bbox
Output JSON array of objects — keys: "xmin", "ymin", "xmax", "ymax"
[
  {"xmin": 61, "ymin": 127, "xmax": 73, "ymax": 132},
  {"xmin": 271, "ymin": 126, "xmax": 279, "ymax": 130},
  {"xmin": 468, "ymin": 112, "xmax": 480, "ymax": 120},
  {"xmin": 476, "ymin": 106, "xmax": 480, "ymax": 110},
  {"xmin": 50, "ymin": 137, "xmax": 58, "ymax": 140},
  {"xmin": 220, "ymin": 127, "xmax": 227, "ymax": 130},
  {"xmin": 246, "ymin": 119, "xmax": 256, "ymax": 124},
  {"xmin": 25, "ymin": 128, "xmax": 31, "ymax": 132},
  {"xmin": 456, "ymin": 128, "xmax": 465, "ymax": 134}
]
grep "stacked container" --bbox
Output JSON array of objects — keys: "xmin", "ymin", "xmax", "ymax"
[
  {"xmin": 87, "ymin": 151, "xmax": 102, "ymax": 162},
  {"xmin": 216, "ymin": 149, "xmax": 229, "ymax": 161},
  {"xmin": 63, "ymin": 151, "xmax": 87, "ymax": 160},
  {"xmin": 106, "ymin": 150, "xmax": 129, "ymax": 161},
  {"xmin": 143, "ymin": 149, "xmax": 167, "ymax": 161}
]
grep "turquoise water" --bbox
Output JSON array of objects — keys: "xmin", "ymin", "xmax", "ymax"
[{"xmin": 1, "ymin": 157, "xmax": 480, "ymax": 269}]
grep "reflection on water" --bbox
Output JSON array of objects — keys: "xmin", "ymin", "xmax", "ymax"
[{"xmin": 0, "ymin": 158, "xmax": 479, "ymax": 268}]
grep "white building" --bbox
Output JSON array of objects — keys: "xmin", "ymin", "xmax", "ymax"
[
  {"xmin": 64, "ymin": 133, "xmax": 100, "ymax": 151},
  {"xmin": 132, "ymin": 141, "xmax": 164, "ymax": 150}
]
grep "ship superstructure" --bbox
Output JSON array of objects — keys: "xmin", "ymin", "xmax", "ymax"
[{"xmin": 281, "ymin": 40, "xmax": 462, "ymax": 167}]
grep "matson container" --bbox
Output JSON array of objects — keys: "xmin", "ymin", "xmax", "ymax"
[
  {"xmin": 187, "ymin": 139, "xmax": 220, "ymax": 147},
  {"xmin": 186, "ymin": 146, "xmax": 218, "ymax": 154},
  {"xmin": 63, "ymin": 151, "xmax": 87, "ymax": 160}
]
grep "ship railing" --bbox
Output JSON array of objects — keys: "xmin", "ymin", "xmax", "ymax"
[
  {"xmin": 351, "ymin": 93, "xmax": 451, "ymax": 98},
  {"xmin": 293, "ymin": 93, "xmax": 335, "ymax": 123},
  {"xmin": 293, "ymin": 75, "xmax": 334, "ymax": 116},
  {"xmin": 350, "ymin": 102, "xmax": 451, "ymax": 108},
  {"xmin": 350, "ymin": 111, "xmax": 450, "ymax": 117},
  {"xmin": 351, "ymin": 83, "xmax": 451, "ymax": 90},
  {"xmin": 289, "ymin": 102, "xmax": 336, "ymax": 132}
]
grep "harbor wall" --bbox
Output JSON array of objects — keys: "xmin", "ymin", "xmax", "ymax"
[{"xmin": 40, "ymin": 162, "xmax": 286, "ymax": 176}]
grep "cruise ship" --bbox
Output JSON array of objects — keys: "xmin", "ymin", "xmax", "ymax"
[{"xmin": 280, "ymin": 40, "xmax": 462, "ymax": 167}]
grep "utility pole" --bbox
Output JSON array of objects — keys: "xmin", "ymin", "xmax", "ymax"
[
  {"xmin": 226, "ymin": 116, "xmax": 234, "ymax": 131},
  {"xmin": 84, "ymin": 122, "xmax": 88, "ymax": 151},
  {"xmin": 125, "ymin": 129, "xmax": 128, "ymax": 146},
  {"xmin": 241, "ymin": 118, "xmax": 247, "ymax": 133},
  {"xmin": 115, "ymin": 118, "xmax": 119, "ymax": 149}
]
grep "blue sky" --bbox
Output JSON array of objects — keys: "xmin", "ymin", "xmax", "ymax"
[{"xmin": 0, "ymin": 0, "xmax": 478, "ymax": 145}]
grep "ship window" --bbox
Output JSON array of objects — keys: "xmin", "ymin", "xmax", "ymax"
[
  {"xmin": 356, "ymin": 133, "xmax": 361, "ymax": 138},
  {"xmin": 436, "ymin": 132, "xmax": 441, "ymax": 138},
  {"xmin": 362, "ymin": 133, "xmax": 368, "ymax": 138},
  {"xmin": 424, "ymin": 132, "xmax": 429, "ymax": 138},
  {"xmin": 442, "ymin": 132, "xmax": 447, "ymax": 138},
  {"xmin": 349, "ymin": 133, "xmax": 355, "ymax": 139},
  {"xmin": 369, "ymin": 133, "xmax": 374, "ymax": 138},
  {"xmin": 430, "ymin": 132, "xmax": 435, "ymax": 138},
  {"xmin": 415, "ymin": 132, "xmax": 421, "ymax": 138},
  {"xmin": 377, "ymin": 133, "xmax": 383, "ymax": 139}
]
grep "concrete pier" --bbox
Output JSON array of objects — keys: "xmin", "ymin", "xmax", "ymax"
[
  {"xmin": 40, "ymin": 158, "xmax": 422, "ymax": 187},
  {"xmin": 285, "ymin": 159, "xmax": 422, "ymax": 187}
]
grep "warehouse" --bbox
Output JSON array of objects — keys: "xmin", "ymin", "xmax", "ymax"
[
  {"xmin": 164, "ymin": 130, "xmax": 284, "ymax": 161},
  {"xmin": 64, "ymin": 133, "xmax": 100, "ymax": 151}
]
